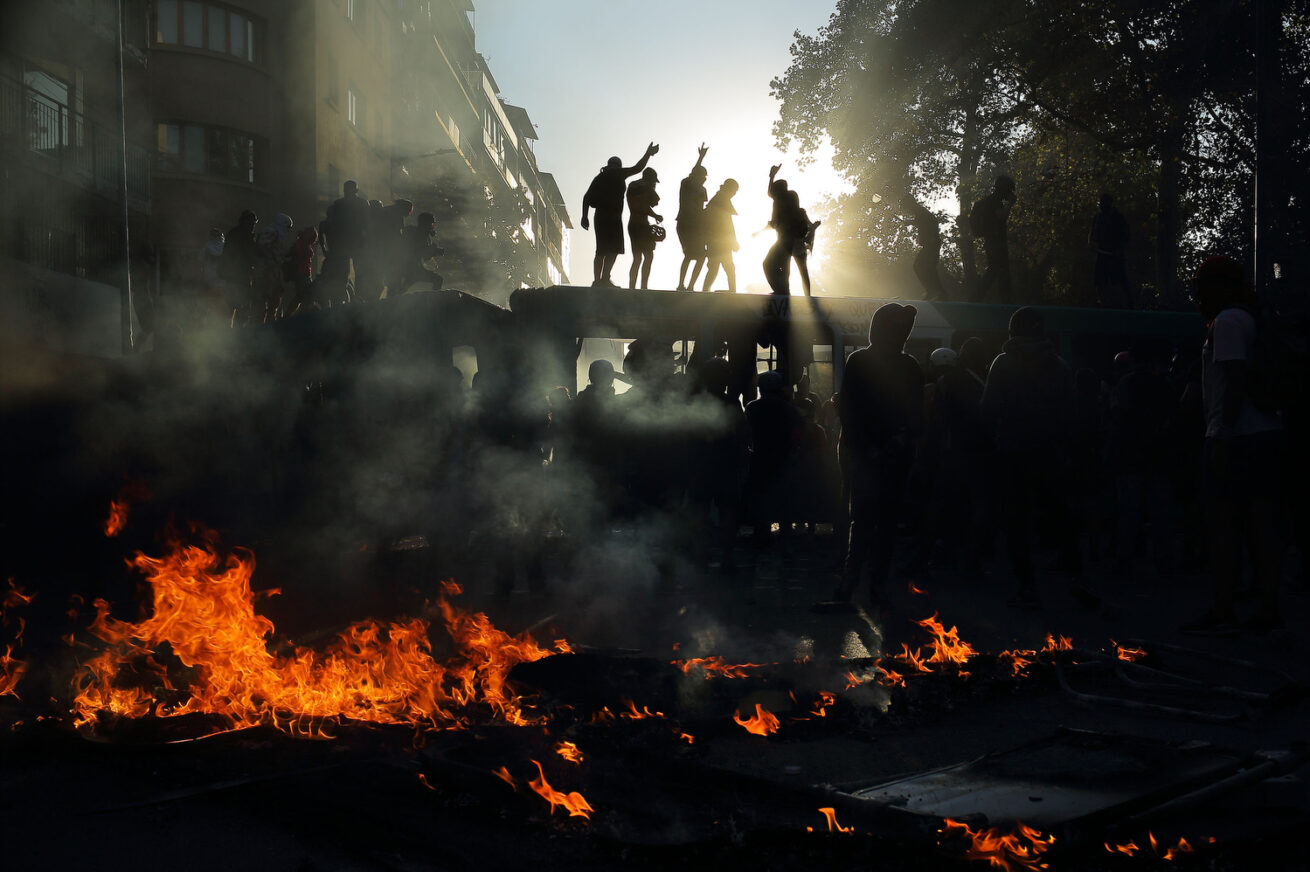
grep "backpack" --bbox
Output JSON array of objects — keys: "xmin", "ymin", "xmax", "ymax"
[{"xmin": 1222, "ymin": 298, "xmax": 1310, "ymax": 414}]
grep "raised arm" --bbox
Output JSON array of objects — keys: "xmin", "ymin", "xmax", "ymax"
[
  {"xmin": 623, "ymin": 142, "xmax": 660, "ymax": 177},
  {"xmin": 768, "ymin": 164, "xmax": 781, "ymax": 197},
  {"xmin": 692, "ymin": 143, "xmax": 708, "ymax": 172}
]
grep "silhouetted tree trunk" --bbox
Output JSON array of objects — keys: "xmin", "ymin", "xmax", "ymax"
[
  {"xmin": 1155, "ymin": 122, "xmax": 1184, "ymax": 305},
  {"xmin": 957, "ymin": 106, "xmax": 980, "ymax": 292}
]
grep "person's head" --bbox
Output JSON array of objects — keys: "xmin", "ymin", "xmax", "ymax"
[
  {"xmin": 769, "ymin": 178, "xmax": 788, "ymax": 198},
  {"xmin": 995, "ymin": 175, "xmax": 1016, "ymax": 196},
  {"xmin": 868, "ymin": 302, "xmax": 917, "ymax": 350},
  {"xmin": 757, "ymin": 369, "xmax": 786, "ymax": 397},
  {"xmin": 1099, "ymin": 192, "xmax": 1114, "ymax": 211},
  {"xmin": 238, "ymin": 209, "xmax": 258, "ymax": 227},
  {"xmin": 1008, "ymin": 306, "xmax": 1044, "ymax": 340},
  {"xmin": 785, "ymin": 190, "xmax": 800, "ymax": 208},
  {"xmin": 1113, "ymin": 349, "xmax": 1136, "ymax": 376},
  {"xmin": 587, "ymin": 358, "xmax": 615, "ymax": 389},
  {"xmin": 957, "ymin": 336, "xmax": 988, "ymax": 375},
  {"xmin": 274, "ymin": 213, "xmax": 293, "ymax": 232},
  {"xmin": 548, "ymin": 385, "xmax": 572, "ymax": 408},
  {"xmin": 721, "ymin": 178, "xmax": 739, "ymax": 198},
  {"xmin": 606, "ymin": 156, "xmax": 622, "ymax": 170},
  {"xmin": 418, "ymin": 212, "xmax": 435, "ymax": 231},
  {"xmin": 929, "ymin": 346, "xmax": 958, "ymax": 373},
  {"xmin": 344, "ymin": 180, "xmax": 358, "ymax": 196},
  {"xmin": 300, "ymin": 225, "xmax": 318, "ymax": 244},
  {"xmin": 691, "ymin": 165, "xmax": 707, "ymax": 183},
  {"xmin": 394, "ymin": 198, "xmax": 414, "ymax": 215},
  {"xmin": 642, "ymin": 167, "xmax": 658, "ymax": 184},
  {"xmin": 1192, "ymin": 255, "xmax": 1250, "ymax": 321}
]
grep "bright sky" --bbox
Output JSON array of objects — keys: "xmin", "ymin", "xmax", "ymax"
[{"xmin": 471, "ymin": 0, "xmax": 848, "ymax": 291}]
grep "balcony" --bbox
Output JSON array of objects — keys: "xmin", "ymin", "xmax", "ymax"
[{"xmin": 0, "ymin": 73, "xmax": 151, "ymax": 214}]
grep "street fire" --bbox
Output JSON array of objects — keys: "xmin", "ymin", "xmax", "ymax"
[
  {"xmin": 555, "ymin": 740, "xmax": 584, "ymax": 764},
  {"xmin": 0, "ymin": 580, "xmax": 32, "ymax": 698},
  {"xmin": 998, "ymin": 649, "xmax": 1037, "ymax": 678},
  {"xmin": 817, "ymin": 807, "xmax": 854, "ymax": 833},
  {"xmin": 810, "ymin": 690, "xmax": 836, "ymax": 717},
  {"xmin": 916, "ymin": 613, "xmax": 977, "ymax": 669},
  {"xmin": 1042, "ymin": 634, "xmax": 1074, "ymax": 653},
  {"xmin": 1105, "ymin": 833, "xmax": 1196, "ymax": 861},
  {"xmin": 672, "ymin": 656, "xmax": 771, "ymax": 678},
  {"xmin": 528, "ymin": 760, "xmax": 594, "ymax": 820},
  {"xmin": 893, "ymin": 643, "xmax": 932, "ymax": 674},
  {"xmin": 733, "ymin": 703, "xmax": 780, "ymax": 736},
  {"xmin": 0, "ymin": 645, "xmax": 26, "ymax": 698},
  {"xmin": 1112, "ymin": 640, "xmax": 1148, "ymax": 662},
  {"xmin": 619, "ymin": 699, "xmax": 664, "ymax": 719},
  {"xmin": 70, "ymin": 530, "xmax": 556, "ymax": 735},
  {"xmin": 939, "ymin": 818, "xmax": 1055, "ymax": 871},
  {"xmin": 104, "ymin": 500, "xmax": 129, "ymax": 538}
]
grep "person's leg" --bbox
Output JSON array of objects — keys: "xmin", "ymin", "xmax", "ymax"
[
  {"xmin": 723, "ymin": 255, "xmax": 736, "ymax": 293},
  {"xmin": 688, "ymin": 255, "xmax": 705, "ymax": 289},
  {"xmin": 602, "ymin": 254, "xmax": 618, "ymax": 284},
  {"xmin": 701, "ymin": 258, "xmax": 720, "ymax": 292},
  {"xmin": 640, "ymin": 250, "xmax": 653, "ymax": 289},
  {"xmin": 592, "ymin": 254, "xmax": 604, "ymax": 284},
  {"xmin": 629, "ymin": 252, "xmax": 640, "ymax": 289},
  {"xmin": 678, "ymin": 255, "xmax": 692, "ymax": 290},
  {"xmin": 795, "ymin": 252, "xmax": 811, "ymax": 297}
]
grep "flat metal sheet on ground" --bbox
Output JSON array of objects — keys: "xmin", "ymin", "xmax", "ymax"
[{"xmin": 846, "ymin": 729, "xmax": 1245, "ymax": 827}]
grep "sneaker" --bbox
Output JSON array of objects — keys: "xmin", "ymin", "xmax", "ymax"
[{"xmin": 1179, "ymin": 610, "xmax": 1239, "ymax": 636}]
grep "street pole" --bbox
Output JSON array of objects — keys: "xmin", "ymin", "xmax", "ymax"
[{"xmin": 117, "ymin": 0, "xmax": 134, "ymax": 353}]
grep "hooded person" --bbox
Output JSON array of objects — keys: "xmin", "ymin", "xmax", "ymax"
[
  {"xmin": 834, "ymin": 303, "xmax": 924, "ymax": 605},
  {"xmin": 982, "ymin": 306, "xmax": 1081, "ymax": 607},
  {"xmin": 580, "ymin": 142, "xmax": 659, "ymax": 287}
]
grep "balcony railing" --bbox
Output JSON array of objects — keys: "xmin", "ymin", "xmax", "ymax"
[{"xmin": 0, "ymin": 73, "xmax": 150, "ymax": 213}]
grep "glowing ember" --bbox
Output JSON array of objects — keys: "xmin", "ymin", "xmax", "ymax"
[
  {"xmin": 555, "ymin": 740, "xmax": 584, "ymax": 764},
  {"xmin": 1042, "ymin": 634, "xmax": 1073, "ymax": 653},
  {"xmin": 1106, "ymin": 833, "xmax": 1196, "ymax": 861},
  {"xmin": 0, "ymin": 645, "xmax": 26, "ymax": 698},
  {"xmin": 1111, "ymin": 640, "xmax": 1148, "ymax": 662},
  {"xmin": 70, "ymin": 530, "xmax": 554, "ymax": 735},
  {"xmin": 554, "ymin": 639, "xmax": 573, "ymax": 654},
  {"xmin": 493, "ymin": 765, "xmax": 517, "ymax": 788},
  {"xmin": 619, "ymin": 699, "xmax": 664, "ymax": 719},
  {"xmin": 0, "ymin": 580, "xmax": 32, "ymax": 698},
  {"xmin": 877, "ymin": 666, "xmax": 906, "ymax": 688},
  {"xmin": 939, "ymin": 819, "xmax": 1055, "ymax": 871},
  {"xmin": 908, "ymin": 581, "xmax": 927, "ymax": 595},
  {"xmin": 818, "ymin": 807, "xmax": 854, "ymax": 833},
  {"xmin": 894, "ymin": 643, "xmax": 933, "ymax": 674},
  {"xmin": 916, "ymin": 613, "xmax": 977, "ymax": 669},
  {"xmin": 844, "ymin": 670, "xmax": 871, "ymax": 689},
  {"xmin": 417, "ymin": 773, "xmax": 437, "ymax": 791},
  {"xmin": 733, "ymin": 703, "xmax": 780, "ymax": 736},
  {"xmin": 1163, "ymin": 837, "xmax": 1194, "ymax": 861},
  {"xmin": 528, "ymin": 760, "xmax": 593, "ymax": 820},
  {"xmin": 998, "ymin": 649, "xmax": 1037, "ymax": 677},
  {"xmin": 672, "ymin": 656, "xmax": 771, "ymax": 678},
  {"xmin": 679, "ymin": 732, "xmax": 695, "ymax": 744},
  {"xmin": 811, "ymin": 690, "xmax": 836, "ymax": 717},
  {"xmin": 1104, "ymin": 840, "xmax": 1139, "ymax": 856}
]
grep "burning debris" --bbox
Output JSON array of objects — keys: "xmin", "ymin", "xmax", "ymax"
[
  {"xmin": 732, "ymin": 703, "xmax": 781, "ymax": 736},
  {"xmin": 938, "ymin": 819, "xmax": 1055, "ymax": 871}
]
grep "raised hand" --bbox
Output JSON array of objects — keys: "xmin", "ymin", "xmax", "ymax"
[
  {"xmin": 769, "ymin": 163, "xmax": 782, "ymax": 178},
  {"xmin": 697, "ymin": 143, "xmax": 708, "ymax": 160},
  {"xmin": 646, "ymin": 142, "xmax": 660, "ymax": 157}
]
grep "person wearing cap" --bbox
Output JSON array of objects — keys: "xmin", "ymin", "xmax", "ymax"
[
  {"xmin": 835, "ymin": 303, "xmax": 924, "ymax": 606},
  {"xmin": 676, "ymin": 144, "xmax": 710, "ymax": 291},
  {"xmin": 581, "ymin": 143, "xmax": 659, "ymax": 287},
  {"xmin": 626, "ymin": 167, "xmax": 663, "ymax": 290},
  {"xmin": 321, "ymin": 180, "xmax": 369, "ymax": 303},
  {"xmin": 982, "ymin": 306, "xmax": 1080, "ymax": 608},
  {"xmin": 969, "ymin": 175, "xmax": 1017, "ymax": 303},
  {"xmin": 1182, "ymin": 255, "xmax": 1284, "ymax": 634}
]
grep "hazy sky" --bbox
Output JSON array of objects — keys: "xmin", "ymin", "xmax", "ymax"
[{"xmin": 471, "ymin": 0, "xmax": 844, "ymax": 289}]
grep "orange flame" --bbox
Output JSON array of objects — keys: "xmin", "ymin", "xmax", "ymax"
[
  {"xmin": 493, "ymin": 765, "xmax": 517, "ymax": 788},
  {"xmin": 844, "ymin": 669, "xmax": 871, "ymax": 689},
  {"xmin": 940, "ymin": 819, "xmax": 1055, "ymax": 871},
  {"xmin": 999, "ymin": 649, "xmax": 1037, "ymax": 677},
  {"xmin": 0, "ymin": 580, "xmax": 33, "ymax": 698},
  {"xmin": 732, "ymin": 703, "xmax": 780, "ymax": 736},
  {"xmin": 1163, "ymin": 837, "xmax": 1193, "ymax": 861},
  {"xmin": 1111, "ymin": 640, "xmax": 1147, "ymax": 662},
  {"xmin": 1106, "ymin": 833, "xmax": 1195, "ymax": 861},
  {"xmin": 877, "ymin": 666, "xmax": 906, "ymax": 687},
  {"xmin": 417, "ymin": 773, "xmax": 437, "ymax": 791},
  {"xmin": 555, "ymin": 740, "xmax": 584, "ymax": 765},
  {"xmin": 679, "ymin": 732, "xmax": 695, "ymax": 744},
  {"xmin": 104, "ymin": 500, "xmax": 129, "ymax": 538},
  {"xmin": 672, "ymin": 656, "xmax": 771, "ymax": 679},
  {"xmin": 908, "ymin": 581, "xmax": 927, "ymax": 595},
  {"xmin": 818, "ymin": 807, "xmax": 854, "ymax": 833},
  {"xmin": 916, "ymin": 613, "xmax": 977, "ymax": 669},
  {"xmin": 811, "ymin": 690, "xmax": 836, "ymax": 717},
  {"xmin": 554, "ymin": 638, "xmax": 573, "ymax": 654},
  {"xmin": 1042, "ymin": 634, "xmax": 1073, "ymax": 653},
  {"xmin": 70, "ymin": 531, "xmax": 553, "ymax": 735},
  {"xmin": 618, "ymin": 699, "xmax": 664, "ymax": 720},
  {"xmin": 894, "ymin": 643, "xmax": 933, "ymax": 674},
  {"xmin": 528, "ymin": 760, "xmax": 593, "ymax": 820},
  {"xmin": 1104, "ymin": 840, "xmax": 1139, "ymax": 856},
  {"xmin": 0, "ymin": 644, "xmax": 27, "ymax": 698}
]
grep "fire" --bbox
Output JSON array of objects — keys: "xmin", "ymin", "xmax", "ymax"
[
  {"xmin": 0, "ymin": 645, "xmax": 26, "ymax": 698},
  {"xmin": 104, "ymin": 500, "xmax": 129, "ymax": 538},
  {"xmin": 555, "ymin": 740, "xmax": 584, "ymax": 764},
  {"xmin": 733, "ymin": 703, "xmax": 780, "ymax": 736},
  {"xmin": 810, "ymin": 690, "xmax": 836, "ymax": 717},
  {"xmin": 1105, "ymin": 833, "xmax": 1195, "ymax": 861},
  {"xmin": 1111, "ymin": 640, "xmax": 1147, "ymax": 662},
  {"xmin": 619, "ymin": 699, "xmax": 664, "ymax": 719},
  {"xmin": 1163, "ymin": 837, "xmax": 1193, "ymax": 861},
  {"xmin": 528, "ymin": 760, "xmax": 594, "ymax": 820},
  {"xmin": 70, "ymin": 531, "xmax": 554, "ymax": 735},
  {"xmin": 998, "ymin": 649, "xmax": 1036, "ymax": 677},
  {"xmin": 916, "ymin": 613, "xmax": 977, "ymax": 669},
  {"xmin": 0, "ymin": 579, "xmax": 32, "ymax": 698},
  {"xmin": 877, "ymin": 666, "xmax": 906, "ymax": 688},
  {"xmin": 940, "ymin": 819, "xmax": 1055, "ymax": 871},
  {"xmin": 679, "ymin": 732, "xmax": 695, "ymax": 744},
  {"xmin": 817, "ymin": 807, "xmax": 854, "ymax": 833},
  {"xmin": 493, "ymin": 765, "xmax": 517, "ymax": 788},
  {"xmin": 554, "ymin": 638, "xmax": 573, "ymax": 654},
  {"xmin": 672, "ymin": 656, "xmax": 770, "ymax": 679},
  {"xmin": 1042, "ymin": 634, "xmax": 1073, "ymax": 653},
  {"xmin": 894, "ymin": 643, "xmax": 932, "ymax": 674},
  {"xmin": 844, "ymin": 670, "xmax": 871, "ymax": 689},
  {"xmin": 1104, "ymin": 840, "xmax": 1139, "ymax": 856}
]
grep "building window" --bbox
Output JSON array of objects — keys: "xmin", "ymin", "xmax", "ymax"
[
  {"xmin": 345, "ymin": 0, "xmax": 355, "ymax": 22},
  {"xmin": 156, "ymin": 121, "xmax": 262, "ymax": 185},
  {"xmin": 155, "ymin": 0, "xmax": 260, "ymax": 64},
  {"xmin": 347, "ymin": 86, "xmax": 360, "ymax": 127}
]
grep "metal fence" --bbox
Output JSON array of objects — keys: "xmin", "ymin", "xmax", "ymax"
[{"xmin": 0, "ymin": 72, "xmax": 150, "ymax": 213}]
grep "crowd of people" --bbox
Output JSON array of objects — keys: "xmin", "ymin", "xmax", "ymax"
[
  {"xmin": 494, "ymin": 254, "xmax": 1298, "ymax": 634},
  {"xmin": 201, "ymin": 180, "xmax": 446, "ymax": 324}
]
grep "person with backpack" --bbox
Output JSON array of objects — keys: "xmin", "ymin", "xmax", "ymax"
[
  {"xmin": 969, "ymin": 175, "xmax": 1016, "ymax": 303},
  {"xmin": 320, "ymin": 180, "xmax": 369, "ymax": 302},
  {"xmin": 1181, "ymin": 255, "xmax": 1285, "ymax": 634}
]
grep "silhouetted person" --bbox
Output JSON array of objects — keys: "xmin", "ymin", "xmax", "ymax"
[
  {"xmin": 321, "ymin": 180, "xmax": 369, "ymax": 302},
  {"xmin": 219, "ymin": 209, "xmax": 259, "ymax": 323},
  {"xmin": 287, "ymin": 226, "xmax": 319, "ymax": 315},
  {"xmin": 746, "ymin": 370, "xmax": 804, "ymax": 545},
  {"xmin": 581, "ymin": 142, "xmax": 659, "ymax": 287},
  {"xmin": 676, "ymin": 144, "xmax": 709, "ymax": 291},
  {"xmin": 693, "ymin": 356, "xmax": 748, "ymax": 563},
  {"xmin": 1090, "ymin": 193, "xmax": 1131, "ymax": 308},
  {"xmin": 255, "ymin": 212, "xmax": 295, "ymax": 320},
  {"xmin": 702, "ymin": 178, "xmax": 740, "ymax": 292},
  {"xmin": 970, "ymin": 175, "xmax": 1016, "ymax": 303},
  {"xmin": 395, "ymin": 212, "xmax": 444, "ymax": 293},
  {"xmin": 835, "ymin": 303, "xmax": 924, "ymax": 605},
  {"xmin": 375, "ymin": 198, "xmax": 413, "ymax": 299},
  {"xmin": 936, "ymin": 337, "xmax": 992, "ymax": 572},
  {"xmin": 1182, "ymin": 255, "xmax": 1284, "ymax": 634},
  {"xmin": 626, "ymin": 167, "xmax": 663, "ymax": 289},
  {"xmin": 982, "ymin": 306, "xmax": 1080, "ymax": 607},
  {"xmin": 901, "ymin": 193, "xmax": 946, "ymax": 300},
  {"xmin": 764, "ymin": 165, "xmax": 820, "ymax": 296}
]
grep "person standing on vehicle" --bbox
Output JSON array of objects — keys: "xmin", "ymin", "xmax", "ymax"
[{"xmin": 581, "ymin": 142, "xmax": 659, "ymax": 287}]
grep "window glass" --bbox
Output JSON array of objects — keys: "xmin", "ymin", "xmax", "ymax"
[
  {"xmin": 230, "ymin": 13, "xmax": 246, "ymax": 58},
  {"xmin": 156, "ymin": 123, "xmax": 180, "ymax": 171},
  {"xmin": 181, "ymin": 1, "xmax": 203, "ymax": 47},
  {"xmin": 206, "ymin": 128, "xmax": 227, "ymax": 176},
  {"xmin": 182, "ymin": 124, "xmax": 204, "ymax": 173},
  {"xmin": 207, "ymin": 5, "xmax": 225, "ymax": 51},
  {"xmin": 245, "ymin": 18, "xmax": 255, "ymax": 61},
  {"xmin": 156, "ymin": 0, "xmax": 178, "ymax": 43}
]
